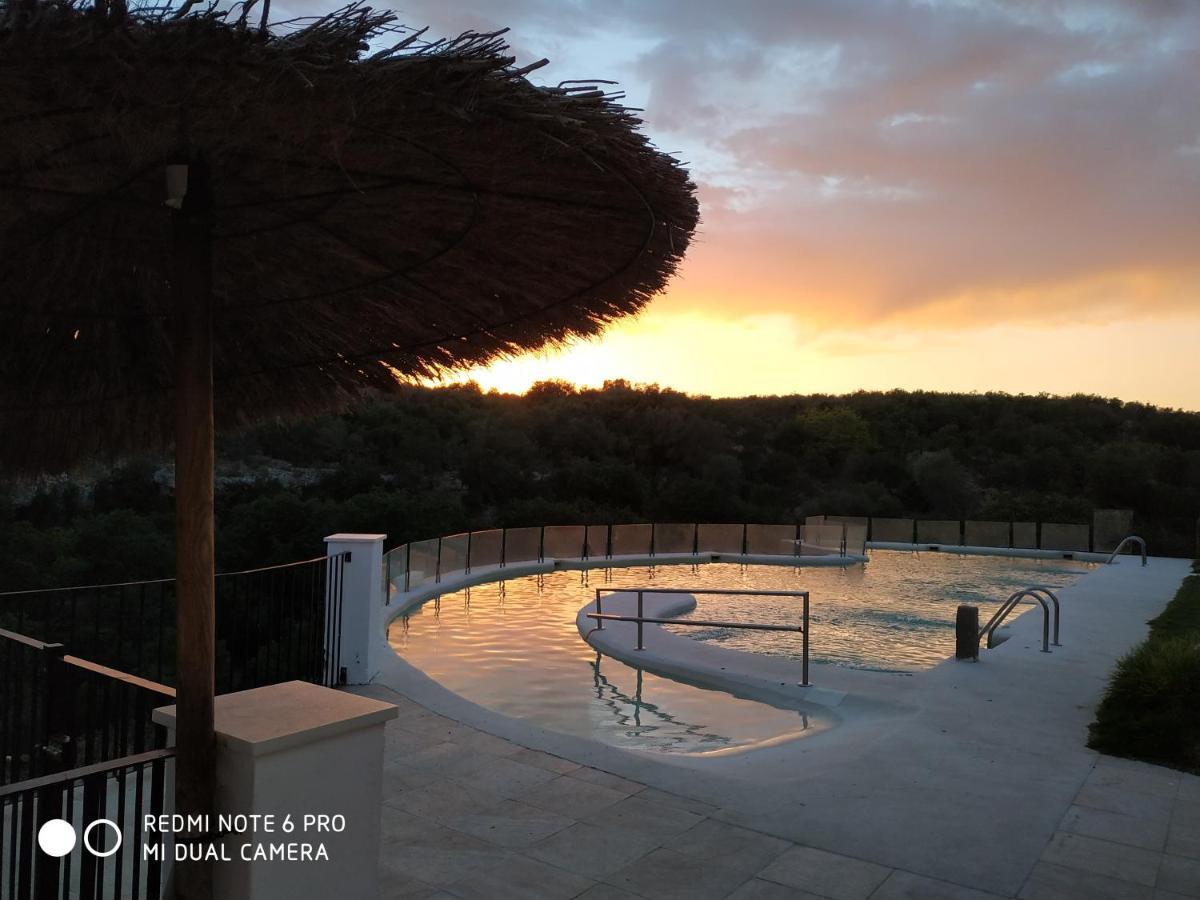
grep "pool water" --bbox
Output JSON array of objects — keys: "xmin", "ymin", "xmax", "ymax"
[
  {"xmin": 388, "ymin": 573, "xmax": 829, "ymax": 756},
  {"xmin": 668, "ymin": 551, "xmax": 1092, "ymax": 670},
  {"xmin": 387, "ymin": 551, "xmax": 1091, "ymax": 753}
]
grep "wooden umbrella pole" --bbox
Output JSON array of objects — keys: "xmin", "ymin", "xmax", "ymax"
[{"xmin": 171, "ymin": 155, "xmax": 216, "ymax": 900}]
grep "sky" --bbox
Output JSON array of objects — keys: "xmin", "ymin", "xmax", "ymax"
[{"xmin": 311, "ymin": 0, "xmax": 1200, "ymax": 408}]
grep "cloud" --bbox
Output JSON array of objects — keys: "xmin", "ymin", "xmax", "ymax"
[{"xmin": 278, "ymin": 0, "xmax": 1200, "ymax": 330}]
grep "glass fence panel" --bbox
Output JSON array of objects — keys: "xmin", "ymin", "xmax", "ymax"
[
  {"xmin": 964, "ymin": 521, "xmax": 1009, "ymax": 548},
  {"xmin": 844, "ymin": 524, "xmax": 867, "ymax": 556},
  {"xmin": 1092, "ymin": 509, "xmax": 1133, "ymax": 553},
  {"xmin": 697, "ymin": 523, "xmax": 744, "ymax": 554},
  {"xmin": 384, "ymin": 544, "xmax": 407, "ymax": 602},
  {"xmin": 439, "ymin": 532, "xmax": 470, "ymax": 580},
  {"xmin": 542, "ymin": 525, "xmax": 587, "ymax": 560},
  {"xmin": 503, "ymin": 527, "xmax": 543, "ymax": 563},
  {"xmin": 804, "ymin": 515, "xmax": 825, "ymax": 528},
  {"xmin": 653, "ymin": 523, "xmax": 696, "ymax": 555},
  {"xmin": 799, "ymin": 524, "xmax": 841, "ymax": 555},
  {"xmin": 610, "ymin": 523, "xmax": 652, "ymax": 557},
  {"xmin": 469, "ymin": 529, "xmax": 504, "ymax": 570},
  {"xmin": 917, "ymin": 520, "xmax": 961, "ymax": 545},
  {"xmin": 1041, "ymin": 523, "xmax": 1090, "ymax": 552},
  {"xmin": 872, "ymin": 517, "xmax": 914, "ymax": 543},
  {"xmin": 746, "ymin": 523, "xmax": 797, "ymax": 556},
  {"xmin": 1012, "ymin": 522, "xmax": 1037, "ymax": 549},
  {"xmin": 407, "ymin": 538, "xmax": 441, "ymax": 590},
  {"xmin": 827, "ymin": 515, "xmax": 869, "ymax": 530},
  {"xmin": 583, "ymin": 525, "xmax": 606, "ymax": 559}
]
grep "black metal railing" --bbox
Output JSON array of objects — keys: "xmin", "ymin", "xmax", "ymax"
[
  {"xmin": 588, "ymin": 587, "xmax": 812, "ymax": 686},
  {"xmin": 1, "ymin": 628, "xmax": 173, "ymax": 786},
  {"xmin": 0, "ymin": 553, "xmax": 347, "ymax": 696},
  {"xmin": 1, "ymin": 748, "xmax": 173, "ymax": 900}
]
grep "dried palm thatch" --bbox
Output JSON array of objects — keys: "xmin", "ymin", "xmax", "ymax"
[{"xmin": 0, "ymin": 1, "xmax": 698, "ymax": 471}]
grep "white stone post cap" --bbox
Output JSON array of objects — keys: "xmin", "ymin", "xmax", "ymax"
[
  {"xmin": 153, "ymin": 680, "xmax": 398, "ymax": 757},
  {"xmin": 324, "ymin": 533, "xmax": 387, "ymax": 543}
]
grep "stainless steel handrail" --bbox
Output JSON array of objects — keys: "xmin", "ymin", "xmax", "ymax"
[
  {"xmin": 589, "ymin": 587, "xmax": 811, "ymax": 686},
  {"xmin": 978, "ymin": 588, "xmax": 1057, "ymax": 653},
  {"xmin": 1106, "ymin": 535, "xmax": 1147, "ymax": 567}
]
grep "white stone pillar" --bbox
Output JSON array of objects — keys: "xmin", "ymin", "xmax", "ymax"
[
  {"xmin": 154, "ymin": 681, "xmax": 397, "ymax": 900},
  {"xmin": 324, "ymin": 533, "xmax": 386, "ymax": 685}
]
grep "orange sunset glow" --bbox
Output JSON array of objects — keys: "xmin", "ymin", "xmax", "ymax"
[{"xmin": 318, "ymin": 0, "xmax": 1200, "ymax": 408}]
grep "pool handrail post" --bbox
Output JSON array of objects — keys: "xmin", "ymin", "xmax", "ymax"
[
  {"xmin": 979, "ymin": 589, "xmax": 1053, "ymax": 653},
  {"xmin": 636, "ymin": 590, "xmax": 644, "ymax": 650},
  {"xmin": 1027, "ymin": 586, "xmax": 1062, "ymax": 646},
  {"xmin": 802, "ymin": 591, "xmax": 810, "ymax": 686},
  {"xmin": 1105, "ymin": 535, "xmax": 1147, "ymax": 567}
]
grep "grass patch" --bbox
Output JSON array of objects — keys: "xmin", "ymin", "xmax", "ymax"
[{"xmin": 1088, "ymin": 561, "xmax": 1200, "ymax": 773}]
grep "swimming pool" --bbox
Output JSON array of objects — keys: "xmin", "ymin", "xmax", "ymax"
[
  {"xmin": 666, "ymin": 550, "xmax": 1092, "ymax": 670},
  {"xmin": 386, "ymin": 550, "xmax": 1092, "ymax": 754}
]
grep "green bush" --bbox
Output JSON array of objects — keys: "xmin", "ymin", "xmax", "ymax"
[{"xmin": 1088, "ymin": 566, "xmax": 1200, "ymax": 772}]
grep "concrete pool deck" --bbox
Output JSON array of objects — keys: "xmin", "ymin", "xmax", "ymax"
[{"xmin": 365, "ymin": 556, "xmax": 1197, "ymax": 898}]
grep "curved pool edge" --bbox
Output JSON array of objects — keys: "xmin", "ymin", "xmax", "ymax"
[{"xmin": 575, "ymin": 592, "xmax": 922, "ymax": 717}]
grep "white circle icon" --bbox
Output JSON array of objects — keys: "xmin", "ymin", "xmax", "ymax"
[
  {"xmin": 83, "ymin": 819, "xmax": 122, "ymax": 858},
  {"xmin": 38, "ymin": 819, "xmax": 77, "ymax": 857}
]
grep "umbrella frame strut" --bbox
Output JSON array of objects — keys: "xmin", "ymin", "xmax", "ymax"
[{"xmin": 171, "ymin": 156, "xmax": 216, "ymax": 899}]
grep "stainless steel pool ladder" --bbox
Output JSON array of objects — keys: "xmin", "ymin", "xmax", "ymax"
[
  {"xmin": 586, "ymin": 587, "xmax": 811, "ymax": 686},
  {"xmin": 978, "ymin": 586, "xmax": 1061, "ymax": 654},
  {"xmin": 1106, "ymin": 535, "xmax": 1147, "ymax": 566}
]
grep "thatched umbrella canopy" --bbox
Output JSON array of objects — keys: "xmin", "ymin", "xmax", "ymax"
[
  {"xmin": 0, "ymin": 2, "xmax": 697, "ymax": 467},
  {"xmin": 0, "ymin": 2, "xmax": 697, "ymax": 895}
]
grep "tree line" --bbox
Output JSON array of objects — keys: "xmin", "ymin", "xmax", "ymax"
[{"xmin": 2, "ymin": 382, "xmax": 1197, "ymax": 590}]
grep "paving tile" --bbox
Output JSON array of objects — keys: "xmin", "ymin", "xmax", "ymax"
[
  {"xmin": 583, "ymin": 795, "xmax": 704, "ymax": 841},
  {"xmin": 1157, "ymin": 854, "xmax": 1200, "ymax": 897},
  {"xmin": 385, "ymin": 778, "xmax": 507, "ymax": 825},
  {"xmin": 509, "ymin": 748, "xmax": 582, "ymax": 775},
  {"xmin": 453, "ymin": 729, "xmax": 524, "ymax": 757},
  {"xmin": 663, "ymin": 819, "xmax": 792, "ymax": 874},
  {"xmin": 1040, "ymin": 832, "xmax": 1161, "ymax": 887},
  {"xmin": 377, "ymin": 817, "xmax": 505, "ymax": 887},
  {"xmin": 526, "ymin": 822, "xmax": 661, "ymax": 880},
  {"xmin": 634, "ymin": 787, "xmax": 719, "ymax": 816},
  {"xmin": 871, "ymin": 870, "xmax": 1004, "ymax": 899},
  {"xmin": 1167, "ymin": 823, "xmax": 1200, "ymax": 860},
  {"xmin": 379, "ymin": 805, "xmax": 436, "ymax": 845},
  {"xmin": 1060, "ymin": 804, "xmax": 1168, "ymax": 851},
  {"xmin": 1088, "ymin": 763, "xmax": 1183, "ymax": 799},
  {"xmin": 1018, "ymin": 861, "xmax": 1152, "ymax": 900},
  {"xmin": 446, "ymin": 798, "xmax": 574, "ymax": 849},
  {"xmin": 1180, "ymin": 775, "xmax": 1200, "ymax": 804},
  {"xmin": 446, "ymin": 754, "xmax": 561, "ymax": 799},
  {"xmin": 448, "ymin": 852, "xmax": 596, "ymax": 900},
  {"xmin": 757, "ymin": 845, "xmax": 890, "ymax": 900},
  {"xmin": 604, "ymin": 847, "xmax": 750, "ymax": 900},
  {"xmin": 1155, "ymin": 891, "xmax": 1195, "ymax": 900},
  {"xmin": 568, "ymin": 766, "xmax": 645, "ymax": 795},
  {"xmin": 1075, "ymin": 783, "xmax": 1176, "ymax": 821},
  {"xmin": 724, "ymin": 879, "xmax": 825, "ymax": 899},
  {"xmin": 377, "ymin": 856, "xmax": 442, "ymax": 899},
  {"xmin": 575, "ymin": 885, "xmax": 642, "ymax": 900},
  {"xmin": 1174, "ymin": 803, "xmax": 1200, "ymax": 832},
  {"xmin": 522, "ymin": 775, "xmax": 630, "ymax": 818},
  {"xmin": 397, "ymin": 713, "xmax": 476, "ymax": 744}
]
